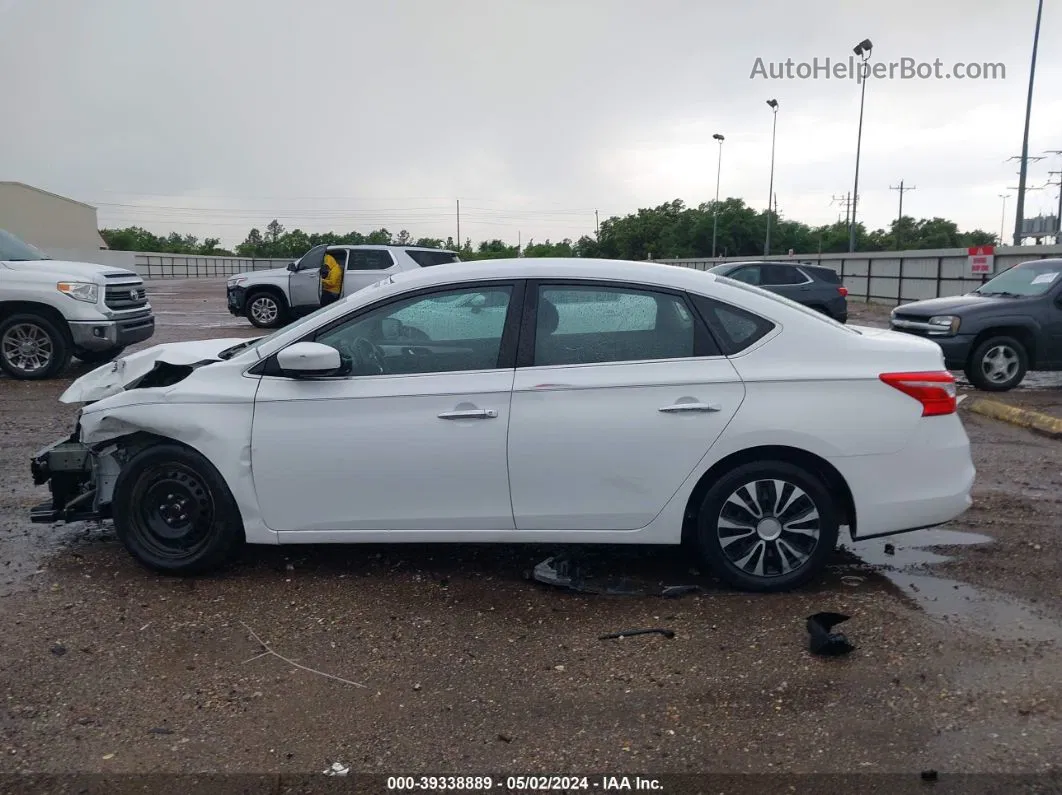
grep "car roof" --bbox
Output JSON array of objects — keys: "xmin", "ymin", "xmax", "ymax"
[
  {"xmin": 377, "ymin": 257, "xmax": 722, "ymax": 292},
  {"xmin": 328, "ymin": 244, "xmax": 456, "ymax": 253}
]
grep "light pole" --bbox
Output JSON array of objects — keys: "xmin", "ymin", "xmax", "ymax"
[
  {"xmin": 1013, "ymin": 0, "xmax": 1044, "ymax": 245},
  {"xmin": 849, "ymin": 38, "xmax": 873, "ymax": 253},
  {"xmin": 999, "ymin": 193, "xmax": 1010, "ymax": 245},
  {"xmin": 711, "ymin": 133, "xmax": 725, "ymax": 258},
  {"xmin": 764, "ymin": 99, "xmax": 779, "ymax": 256}
]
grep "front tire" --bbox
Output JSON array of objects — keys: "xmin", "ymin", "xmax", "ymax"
[
  {"xmin": 965, "ymin": 335, "xmax": 1027, "ymax": 391},
  {"xmin": 693, "ymin": 461, "xmax": 839, "ymax": 592},
  {"xmin": 112, "ymin": 444, "xmax": 245, "ymax": 575},
  {"xmin": 0, "ymin": 313, "xmax": 72, "ymax": 380},
  {"xmin": 245, "ymin": 291, "xmax": 286, "ymax": 329}
]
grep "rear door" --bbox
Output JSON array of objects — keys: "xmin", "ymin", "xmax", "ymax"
[
  {"xmin": 760, "ymin": 264, "xmax": 812, "ymax": 302},
  {"xmin": 506, "ymin": 280, "xmax": 746, "ymax": 531},
  {"xmin": 343, "ymin": 248, "xmax": 401, "ymax": 296}
]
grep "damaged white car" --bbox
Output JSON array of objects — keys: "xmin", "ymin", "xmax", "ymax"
[{"xmin": 30, "ymin": 258, "xmax": 975, "ymax": 592}]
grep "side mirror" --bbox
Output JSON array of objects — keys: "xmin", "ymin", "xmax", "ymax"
[
  {"xmin": 276, "ymin": 342, "xmax": 341, "ymax": 377},
  {"xmin": 286, "ymin": 261, "xmax": 297, "ymax": 272}
]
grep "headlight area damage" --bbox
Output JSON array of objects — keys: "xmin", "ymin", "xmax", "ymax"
[{"xmin": 29, "ymin": 338, "xmax": 250, "ymax": 525}]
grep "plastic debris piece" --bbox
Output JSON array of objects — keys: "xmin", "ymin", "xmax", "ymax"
[{"xmin": 806, "ymin": 612, "xmax": 856, "ymax": 656}]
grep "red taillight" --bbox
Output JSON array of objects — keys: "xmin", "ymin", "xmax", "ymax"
[
  {"xmin": 879, "ymin": 371, "xmax": 957, "ymax": 416},
  {"xmin": 838, "ymin": 286, "xmax": 848, "ymax": 297}
]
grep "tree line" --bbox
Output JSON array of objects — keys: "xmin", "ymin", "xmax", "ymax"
[{"xmin": 100, "ymin": 197, "xmax": 997, "ymax": 261}]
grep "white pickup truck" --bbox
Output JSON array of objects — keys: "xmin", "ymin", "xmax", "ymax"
[
  {"xmin": 226, "ymin": 243, "xmax": 460, "ymax": 328},
  {"xmin": 0, "ymin": 228, "xmax": 155, "ymax": 379}
]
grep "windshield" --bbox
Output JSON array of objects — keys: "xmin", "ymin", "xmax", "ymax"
[
  {"xmin": 0, "ymin": 229, "xmax": 51, "ymax": 261},
  {"xmin": 712, "ymin": 274, "xmax": 861, "ymax": 334},
  {"xmin": 974, "ymin": 260, "xmax": 1062, "ymax": 297},
  {"xmin": 218, "ymin": 300, "xmax": 342, "ymax": 359}
]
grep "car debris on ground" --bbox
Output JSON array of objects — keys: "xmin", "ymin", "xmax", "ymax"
[
  {"xmin": 806, "ymin": 612, "xmax": 856, "ymax": 656},
  {"xmin": 529, "ymin": 554, "xmax": 702, "ymax": 598}
]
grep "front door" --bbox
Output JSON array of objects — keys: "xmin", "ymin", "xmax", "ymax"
[
  {"xmin": 507, "ymin": 282, "xmax": 746, "ymax": 531},
  {"xmin": 288, "ymin": 244, "xmax": 328, "ymax": 313},
  {"xmin": 250, "ymin": 281, "xmax": 523, "ymax": 533}
]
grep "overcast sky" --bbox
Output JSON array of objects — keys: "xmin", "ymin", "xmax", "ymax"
[{"xmin": 3, "ymin": 0, "xmax": 1061, "ymax": 249}]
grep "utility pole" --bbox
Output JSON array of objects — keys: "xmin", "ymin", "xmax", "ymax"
[
  {"xmin": 1013, "ymin": 0, "xmax": 1045, "ymax": 245},
  {"xmin": 889, "ymin": 180, "xmax": 915, "ymax": 249},
  {"xmin": 456, "ymin": 199, "xmax": 461, "ymax": 250},
  {"xmin": 1007, "ymin": 156, "xmax": 1045, "ymax": 244},
  {"xmin": 831, "ymin": 193, "xmax": 854, "ymax": 226},
  {"xmin": 595, "ymin": 209, "xmax": 600, "ymax": 237},
  {"xmin": 998, "ymin": 194, "xmax": 1010, "ymax": 245},
  {"xmin": 1046, "ymin": 149, "xmax": 1062, "ymax": 243}
]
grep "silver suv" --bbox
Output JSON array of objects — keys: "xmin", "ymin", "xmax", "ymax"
[{"xmin": 226, "ymin": 244, "xmax": 461, "ymax": 328}]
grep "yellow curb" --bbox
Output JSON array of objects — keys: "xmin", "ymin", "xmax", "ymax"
[{"xmin": 964, "ymin": 397, "xmax": 1062, "ymax": 440}]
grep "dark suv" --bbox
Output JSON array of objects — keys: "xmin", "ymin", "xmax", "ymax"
[
  {"xmin": 889, "ymin": 257, "xmax": 1062, "ymax": 391},
  {"xmin": 708, "ymin": 261, "xmax": 848, "ymax": 322}
]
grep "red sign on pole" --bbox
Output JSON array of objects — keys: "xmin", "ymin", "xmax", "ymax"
[{"xmin": 967, "ymin": 244, "xmax": 995, "ymax": 276}]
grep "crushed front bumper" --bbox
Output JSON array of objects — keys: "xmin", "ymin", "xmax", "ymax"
[
  {"xmin": 29, "ymin": 434, "xmax": 102, "ymax": 524},
  {"xmin": 227, "ymin": 285, "xmax": 247, "ymax": 316}
]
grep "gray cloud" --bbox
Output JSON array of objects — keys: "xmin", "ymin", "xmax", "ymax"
[{"xmin": 2, "ymin": 0, "xmax": 1059, "ymax": 247}]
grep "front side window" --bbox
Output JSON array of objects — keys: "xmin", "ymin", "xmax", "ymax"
[
  {"xmin": 313, "ymin": 285, "xmax": 513, "ymax": 376},
  {"xmin": 348, "ymin": 250, "xmax": 395, "ymax": 271},
  {"xmin": 533, "ymin": 285, "xmax": 707, "ymax": 366}
]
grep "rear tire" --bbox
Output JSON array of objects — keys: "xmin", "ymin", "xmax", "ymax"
[
  {"xmin": 693, "ymin": 460, "xmax": 839, "ymax": 592},
  {"xmin": 965, "ymin": 335, "xmax": 1027, "ymax": 392},
  {"xmin": 245, "ymin": 291, "xmax": 286, "ymax": 329},
  {"xmin": 0, "ymin": 313, "xmax": 72, "ymax": 380},
  {"xmin": 112, "ymin": 443, "xmax": 245, "ymax": 575}
]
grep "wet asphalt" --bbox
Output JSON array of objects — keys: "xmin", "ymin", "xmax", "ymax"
[{"xmin": 1, "ymin": 282, "xmax": 1061, "ymax": 781}]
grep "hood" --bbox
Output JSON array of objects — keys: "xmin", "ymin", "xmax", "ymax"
[
  {"xmin": 231, "ymin": 267, "xmax": 289, "ymax": 281},
  {"xmin": 2, "ymin": 259, "xmax": 139, "ymax": 281},
  {"xmin": 59, "ymin": 337, "xmax": 251, "ymax": 404},
  {"xmin": 892, "ymin": 293, "xmax": 1020, "ymax": 317}
]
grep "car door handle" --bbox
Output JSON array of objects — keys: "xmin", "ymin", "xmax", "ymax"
[
  {"xmin": 658, "ymin": 402, "xmax": 721, "ymax": 413},
  {"xmin": 438, "ymin": 409, "xmax": 498, "ymax": 419}
]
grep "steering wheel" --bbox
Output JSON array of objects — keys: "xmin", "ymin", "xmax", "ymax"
[{"xmin": 352, "ymin": 337, "xmax": 385, "ymax": 375}]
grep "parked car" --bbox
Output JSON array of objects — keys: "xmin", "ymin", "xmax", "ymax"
[
  {"xmin": 226, "ymin": 244, "xmax": 461, "ymax": 329},
  {"xmin": 0, "ymin": 228, "xmax": 154, "ymax": 380},
  {"xmin": 30, "ymin": 258, "xmax": 973, "ymax": 592},
  {"xmin": 708, "ymin": 261, "xmax": 848, "ymax": 322},
  {"xmin": 889, "ymin": 257, "xmax": 1062, "ymax": 391}
]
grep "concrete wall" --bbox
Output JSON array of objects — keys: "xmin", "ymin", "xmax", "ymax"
[
  {"xmin": 45, "ymin": 249, "xmax": 136, "ymax": 269},
  {"xmin": 0, "ymin": 182, "xmax": 107, "ymax": 250},
  {"xmin": 656, "ymin": 244, "xmax": 1062, "ymax": 305},
  {"xmin": 134, "ymin": 254, "xmax": 292, "ymax": 279}
]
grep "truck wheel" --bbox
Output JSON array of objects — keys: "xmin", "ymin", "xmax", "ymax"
[
  {"xmin": 76, "ymin": 347, "xmax": 126, "ymax": 366},
  {"xmin": 965, "ymin": 335, "xmax": 1027, "ymax": 391},
  {"xmin": 0, "ymin": 313, "xmax": 72, "ymax": 380},
  {"xmin": 112, "ymin": 443, "xmax": 245, "ymax": 575},
  {"xmin": 245, "ymin": 291, "xmax": 286, "ymax": 329}
]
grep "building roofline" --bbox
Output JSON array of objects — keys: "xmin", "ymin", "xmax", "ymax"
[{"xmin": 0, "ymin": 181, "xmax": 98, "ymax": 211}]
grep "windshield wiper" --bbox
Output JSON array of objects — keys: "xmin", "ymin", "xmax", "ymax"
[
  {"xmin": 977, "ymin": 290, "xmax": 1021, "ymax": 297},
  {"xmin": 218, "ymin": 340, "xmax": 256, "ymax": 360}
]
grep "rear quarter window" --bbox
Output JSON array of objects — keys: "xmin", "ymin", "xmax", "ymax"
[
  {"xmin": 406, "ymin": 250, "xmax": 461, "ymax": 267},
  {"xmin": 688, "ymin": 293, "xmax": 775, "ymax": 355}
]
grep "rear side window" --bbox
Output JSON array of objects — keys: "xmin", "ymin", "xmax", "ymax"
[
  {"xmin": 806, "ymin": 266, "xmax": 841, "ymax": 283},
  {"xmin": 406, "ymin": 250, "xmax": 461, "ymax": 267},
  {"xmin": 348, "ymin": 250, "xmax": 395, "ymax": 270},
  {"xmin": 761, "ymin": 264, "xmax": 808, "ymax": 285},
  {"xmin": 688, "ymin": 293, "xmax": 775, "ymax": 355}
]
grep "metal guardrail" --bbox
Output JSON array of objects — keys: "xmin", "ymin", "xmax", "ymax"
[{"xmin": 134, "ymin": 254, "xmax": 291, "ymax": 279}]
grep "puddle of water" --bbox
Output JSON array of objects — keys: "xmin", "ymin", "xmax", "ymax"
[{"xmin": 846, "ymin": 528, "xmax": 1062, "ymax": 643}]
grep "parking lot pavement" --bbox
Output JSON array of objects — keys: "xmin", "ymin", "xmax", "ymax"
[{"xmin": 2, "ymin": 280, "xmax": 1062, "ymax": 776}]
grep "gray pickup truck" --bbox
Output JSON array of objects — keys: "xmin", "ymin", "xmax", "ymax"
[
  {"xmin": 889, "ymin": 257, "xmax": 1062, "ymax": 391},
  {"xmin": 0, "ymin": 228, "xmax": 154, "ymax": 379}
]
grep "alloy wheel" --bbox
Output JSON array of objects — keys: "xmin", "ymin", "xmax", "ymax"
[{"xmin": 1, "ymin": 322, "xmax": 54, "ymax": 375}]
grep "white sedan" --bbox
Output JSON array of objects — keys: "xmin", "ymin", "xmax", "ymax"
[{"xmin": 29, "ymin": 258, "xmax": 975, "ymax": 592}]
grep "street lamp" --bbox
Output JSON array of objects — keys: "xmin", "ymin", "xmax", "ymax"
[
  {"xmin": 764, "ymin": 99, "xmax": 779, "ymax": 256},
  {"xmin": 849, "ymin": 38, "xmax": 873, "ymax": 253},
  {"xmin": 999, "ymin": 193, "xmax": 1010, "ymax": 245},
  {"xmin": 1013, "ymin": 0, "xmax": 1044, "ymax": 245},
  {"xmin": 711, "ymin": 133, "xmax": 725, "ymax": 258}
]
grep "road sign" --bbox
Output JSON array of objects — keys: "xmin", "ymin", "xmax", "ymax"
[{"xmin": 967, "ymin": 245, "xmax": 995, "ymax": 277}]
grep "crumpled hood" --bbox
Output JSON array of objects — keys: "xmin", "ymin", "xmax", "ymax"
[{"xmin": 59, "ymin": 338, "xmax": 252, "ymax": 404}]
